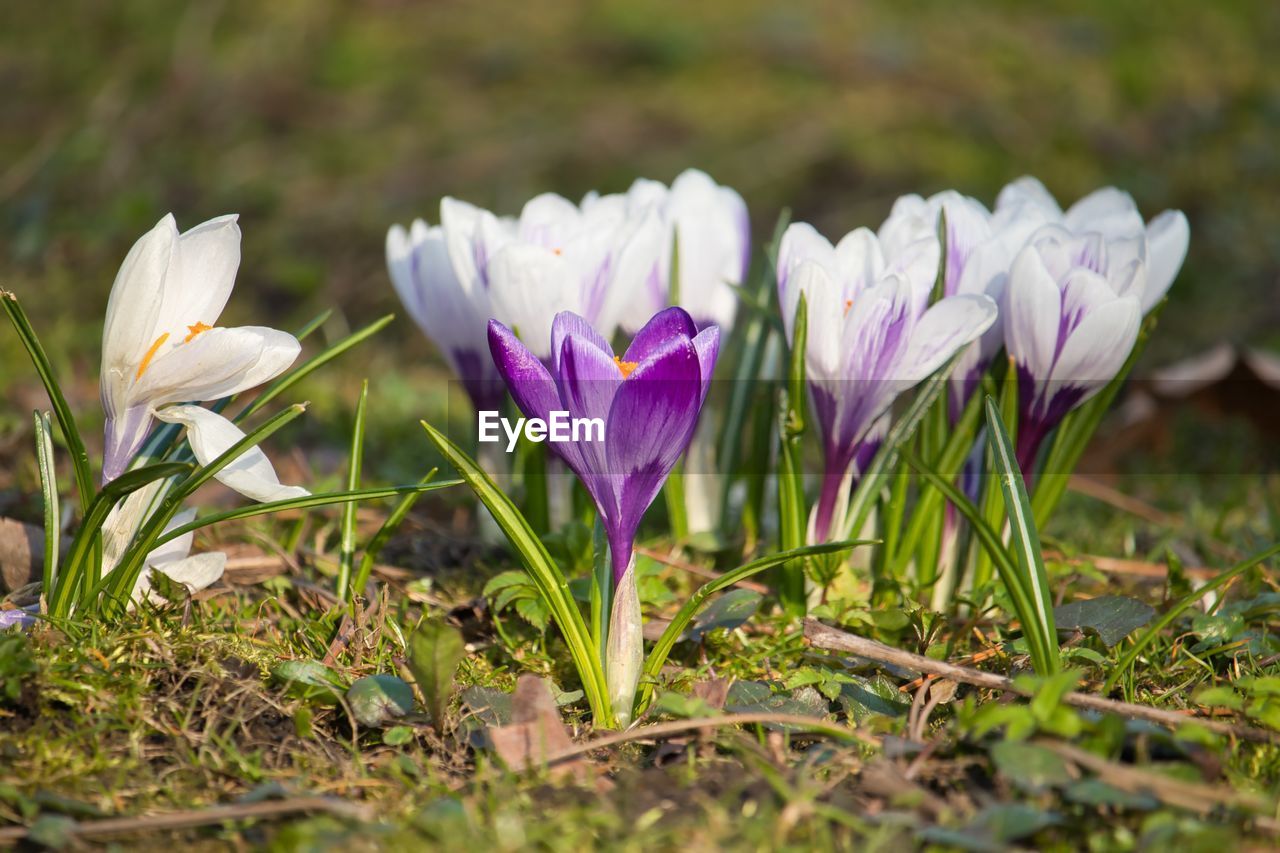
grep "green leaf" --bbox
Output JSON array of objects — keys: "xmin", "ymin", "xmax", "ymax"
[
  {"xmin": 1, "ymin": 291, "xmax": 94, "ymax": 514},
  {"xmin": 984, "ymin": 397, "xmax": 1060, "ymax": 674},
  {"xmin": 776, "ymin": 291, "xmax": 809, "ymax": 615},
  {"xmin": 406, "ymin": 619, "xmax": 466, "ymax": 728},
  {"xmin": 347, "ymin": 674, "xmax": 415, "ymax": 727},
  {"xmin": 725, "ymin": 681, "xmax": 829, "ymax": 730},
  {"xmin": 1054, "ymin": 595, "xmax": 1155, "ymax": 647},
  {"xmin": 351, "ymin": 469, "xmax": 437, "ymax": 598},
  {"xmin": 422, "ymin": 420, "xmax": 610, "ymax": 726},
  {"xmin": 687, "ymin": 588, "xmax": 762, "ymax": 642},
  {"xmin": 1193, "ymin": 686, "xmax": 1243, "ymax": 710},
  {"xmin": 271, "ymin": 660, "xmax": 346, "ymax": 704},
  {"xmin": 990, "ymin": 740, "xmax": 1073, "ymax": 792},
  {"xmin": 337, "ymin": 379, "xmax": 369, "ymax": 601},
  {"xmin": 32, "ymin": 411, "xmax": 59, "ymax": 595},
  {"xmin": 383, "ymin": 725, "xmax": 415, "ymax": 746}
]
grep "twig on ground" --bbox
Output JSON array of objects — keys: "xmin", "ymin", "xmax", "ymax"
[
  {"xmin": 1045, "ymin": 550, "xmax": 1218, "ymax": 581},
  {"xmin": 1038, "ymin": 739, "xmax": 1278, "ymax": 826},
  {"xmin": 804, "ymin": 620, "xmax": 1279, "ymax": 744},
  {"xmin": 0, "ymin": 797, "xmax": 372, "ymax": 843}
]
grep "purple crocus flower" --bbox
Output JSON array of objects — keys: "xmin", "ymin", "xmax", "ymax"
[
  {"xmin": 487, "ymin": 307, "xmax": 719, "ymax": 582},
  {"xmin": 0, "ymin": 606, "xmax": 38, "ymax": 630},
  {"xmin": 1004, "ymin": 225, "xmax": 1144, "ymax": 472}
]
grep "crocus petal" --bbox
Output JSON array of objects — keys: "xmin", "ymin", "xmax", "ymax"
[
  {"xmin": 149, "ymin": 508, "xmax": 198, "ymax": 567},
  {"xmin": 899, "ymin": 294, "xmax": 998, "ymax": 382},
  {"xmin": 160, "ymin": 214, "xmax": 241, "ymax": 335},
  {"xmin": 101, "ymin": 215, "xmax": 176, "ymax": 415},
  {"xmin": 154, "ymin": 405, "xmax": 310, "ymax": 502},
  {"xmin": 552, "ymin": 310, "xmax": 614, "ymax": 374},
  {"xmin": 604, "ymin": 338, "xmax": 703, "ymax": 579},
  {"xmin": 995, "ymin": 176, "xmax": 1062, "ymax": 219},
  {"xmin": 487, "ymin": 320, "xmax": 560, "ymax": 430},
  {"xmin": 488, "ymin": 244, "xmax": 576, "ymax": 360},
  {"xmin": 132, "ymin": 326, "xmax": 300, "ymax": 406},
  {"xmin": 1142, "ymin": 210, "xmax": 1189, "ymax": 313},
  {"xmin": 557, "ymin": 332, "xmax": 623, "ymax": 492},
  {"xmin": 1049, "ymin": 295, "xmax": 1141, "ymax": 393},
  {"xmin": 622, "ymin": 306, "xmax": 697, "ymax": 364},
  {"xmin": 691, "ymin": 325, "xmax": 721, "ymax": 398},
  {"xmin": 1005, "ymin": 247, "xmax": 1062, "ymax": 381},
  {"xmin": 777, "ymin": 222, "xmax": 836, "ymax": 314},
  {"xmin": 102, "ymin": 404, "xmax": 156, "ymax": 482},
  {"xmin": 787, "ymin": 261, "xmax": 845, "ymax": 378}
]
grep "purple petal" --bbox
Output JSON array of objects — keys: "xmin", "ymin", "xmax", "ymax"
[
  {"xmin": 487, "ymin": 320, "xmax": 559, "ymax": 428},
  {"xmin": 556, "ymin": 332, "xmax": 623, "ymax": 511},
  {"xmin": 604, "ymin": 338, "xmax": 703, "ymax": 579},
  {"xmin": 551, "ymin": 311, "xmax": 613, "ymax": 374},
  {"xmin": 621, "ymin": 306, "xmax": 697, "ymax": 365},
  {"xmin": 691, "ymin": 324, "xmax": 721, "ymax": 406},
  {"xmin": 103, "ymin": 404, "xmax": 154, "ymax": 482}
]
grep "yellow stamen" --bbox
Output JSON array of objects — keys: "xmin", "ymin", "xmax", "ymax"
[
  {"xmin": 135, "ymin": 333, "xmax": 170, "ymax": 380},
  {"xmin": 613, "ymin": 355, "xmax": 639, "ymax": 378},
  {"xmin": 184, "ymin": 321, "xmax": 212, "ymax": 343}
]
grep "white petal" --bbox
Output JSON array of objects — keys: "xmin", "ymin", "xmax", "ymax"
[
  {"xmin": 161, "ymin": 214, "xmax": 241, "ymax": 335},
  {"xmin": 1064, "ymin": 186, "xmax": 1141, "ymax": 237},
  {"xmin": 487, "ymin": 244, "xmax": 575, "ymax": 359},
  {"xmin": 1005, "ymin": 247, "xmax": 1062, "ymax": 381},
  {"xmin": 777, "ymin": 222, "xmax": 835, "ymax": 310},
  {"xmin": 154, "ymin": 405, "xmax": 309, "ymax": 502},
  {"xmin": 607, "ymin": 209, "xmax": 667, "ymax": 333},
  {"xmin": 1050, "ymin": 296, "xmax": 1141, "ymax": 393},
  {"xmin": 787, "ymin": 260, "xmax": 844, "ymax": 379},
  {"xmin": 900, "ymin": 294, "xmax": 998, "ymax": 381},
  {"xmin": 994, "ymin": 176, "xmax": 1061, "ymax": 219},
  {"xmin": 1142, "ymin": 210, "xmax": 1189, "ymax": 313},
  {"xmin": 133, "ymin": 326, "xmax": 300, "ymax": 406},
  {"xmin": 832, "ymin": 228, "xmax": 886, "ymax": 294},
  {"xmin": 101, "ymin": 215, "xmax": 177, "ymax": 414},
  {"xmin": 150, "ymin": 508, "xmax": 198, "ymax": 567}
]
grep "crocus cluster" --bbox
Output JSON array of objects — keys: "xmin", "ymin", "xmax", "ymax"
[
  {"xmin": 387, "ymin": 170, "xmax": 748, "ymax": 411},
  {"xmin": 779, "ymin": 177, "xmax": 1187, "ymax": 541}
]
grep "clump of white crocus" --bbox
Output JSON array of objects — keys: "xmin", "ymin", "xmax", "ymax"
[{"xmin": 100, "ymin": 214, "xmax": 302, "ymax": 481}]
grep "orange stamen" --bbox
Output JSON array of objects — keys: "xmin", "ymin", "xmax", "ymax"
[
  {"xmin": 135, "ymin": 332, "xmax": 170, "ymax": 380},
  {"xmin": 552, "ymin": 248, "xmax": 563, "ymax": 256},
  {"xmin": 613, "ymin": 355, "xmax": 639, "ymax": 378},
  {"xmin": 844, "ymin": 298, "xmax": 854, "ymax": 315},
  {"xmin": 184, "ymin": 321, "xmax": 212, "ymax": 343}
]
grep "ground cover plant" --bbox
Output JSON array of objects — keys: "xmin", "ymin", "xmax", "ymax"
[{"xmin": 3, "ymin": 2, "xmax": 1280, "ymax": 850}]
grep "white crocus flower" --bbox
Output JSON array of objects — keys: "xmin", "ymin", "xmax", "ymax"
[
  {"xmin": 100, "ymin": 214, "xmax": 302, "ymax": 481},
  {"xmin": 994, "ymin": 176, "xmax": 1189, "ymax": 314},
  {"xmin": 480, "ymin": 193, "xmax": 665, "ymax": 361},
  {"xmin": 153, "ymin": 405, "xmax": 309, "ymax": 502},
  {"xmin": 594, "ymin": 169, "xmax": 751, "ymax": 333}
]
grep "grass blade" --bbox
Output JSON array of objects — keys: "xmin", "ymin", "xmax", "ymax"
[
  {"xmin": 903, "ymin": 448, "xmax": 1059, "ymax": 674},
  {"xmin": 337, "ymin": 379, "xmax": 369, "ymax": 602},
  {"xmin": 2, "ymin": 290, "xmax": 94, "ymax": 514},
  {"xmin": 350, "ymin": 469, "xmax": 438, "ymax": 600},
  {"xmin": 422, "ymin": 420, "xmax": 611, "ymax": 726},
  {"xmin": 984, "ymin": 396, "xmax": 1060, "ymax": 674},
  {"xmin": 776, "ymin": 293, "xmax": 809, "ymax": 615},
  {"xmin": 33, "ymin": 411, "xmax": 60, "ymax": 596},
  {"xmin": 154, "ymin": 482, "xmax": 457, "ymax": 546},
  {"xmin": 1103, "ymin": 542, "xmax": 1280, "ymax": 693},
  {"xmin": 237, "ymin": 314, "xmax": 394, "ymax": 423}
]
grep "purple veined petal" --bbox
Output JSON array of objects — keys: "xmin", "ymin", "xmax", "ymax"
[
  {"xmin": 556, "ymin": 331, "xmax": 623, "ymax": 500},
  {"xmin": 1142, "ymin": 210, "xmax": 1189, "ymax": 313},
  {"xmin": 1005, "ymin": 246, "xmax": 1062, "ymax": 383},
  {"xmin": 551, "ymin": 310, "xmax": 614, "ymax": 374},
  {"xmin": 621, "ymin": 306, "xmax": 697, "ymax": 364},
  {"xmin": 1048, "ymin": 294, "xmax": 1141, "ymax": 394},
  {"xmin": 603, "ymin": 338, "xmax": 703, "ymax": 580},
  {"xmin": 690, "ymin": 325, "xmax": 721, "ymax": 404},
  {"xmin": 0, "ymin": 607, "xmax": 37, "ymax": 630},
  {"xmin": 103, "ymin": 403, "xmax": 155, "ymax": 482},
  {"xmin": 487, "ymin": 320, "xmax": 560, "ymax": 428},
  {"xmin": 899, "ymin": 294, "xmax": 998, "ymax": 383}
]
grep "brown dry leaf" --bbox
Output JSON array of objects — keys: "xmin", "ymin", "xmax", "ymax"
[
  {"xmin": 0, "ymin": 518, "xmax": 41, "ymax": 593},
  {"xmin": 690, "ymin": 678, "xmax": 731, "ymax": 711},
  {"xmin": 486, "ymin": 675, "xmax": 589, "ymax": 780}
]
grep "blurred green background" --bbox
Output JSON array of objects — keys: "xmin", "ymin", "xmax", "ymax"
[{"xmin": 2, "ymin": 0, "xmax": 1278, "ymax": 478}]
